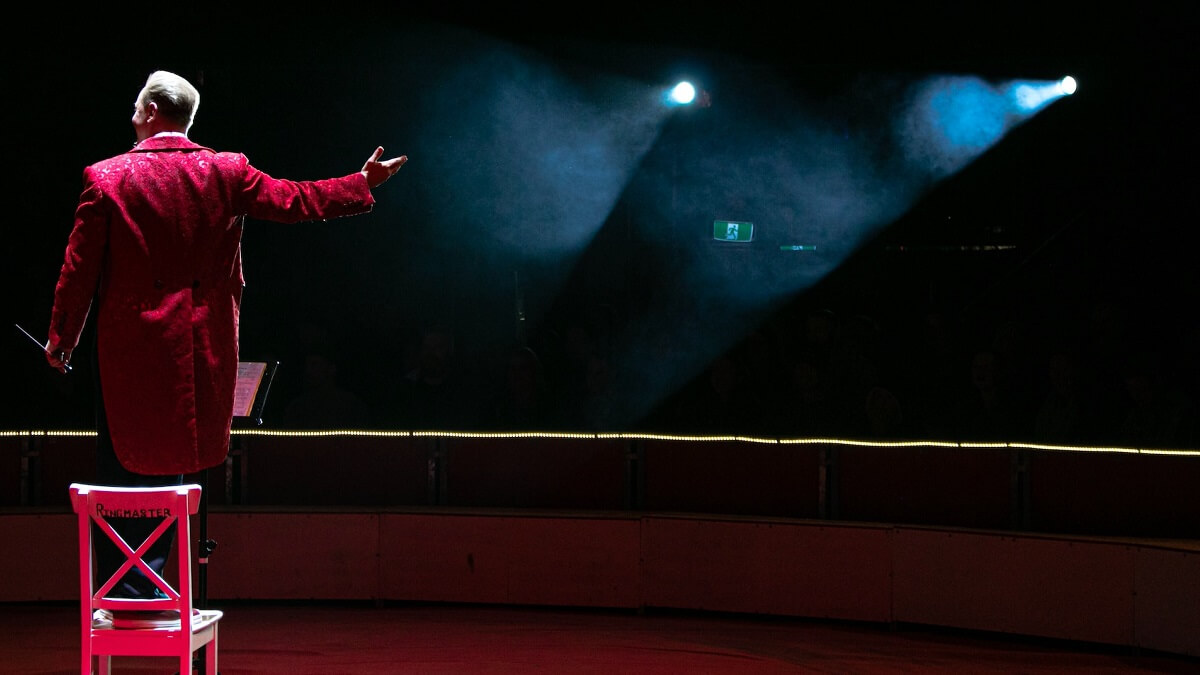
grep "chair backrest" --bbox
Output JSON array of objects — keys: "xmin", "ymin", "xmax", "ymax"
[{"xmin": 69, "ymin": 483, "xmax": 202, "ymax": 616}]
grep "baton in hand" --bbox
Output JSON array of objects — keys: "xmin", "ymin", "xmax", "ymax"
[{"xmin": 15, "ymin": 323, "xmax": 71, "ymax": 373}]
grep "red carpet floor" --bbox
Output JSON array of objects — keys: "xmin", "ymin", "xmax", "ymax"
[{"xmin": 5, "ymin": 602, "xmax": 1197, "ymax": 674}]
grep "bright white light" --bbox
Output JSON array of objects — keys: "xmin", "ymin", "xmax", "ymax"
[
  {"xmin": 1058, "ymin": 75, "xmax": 1077, "ymax": 95},
  {"xmin": 670, "ymin": 81, "xmax": 696, "ymax": 105}
]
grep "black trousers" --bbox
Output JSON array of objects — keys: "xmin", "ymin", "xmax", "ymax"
[{"xmin": 92, "ymin": 337, "xmax": 183, "ymax": 599}]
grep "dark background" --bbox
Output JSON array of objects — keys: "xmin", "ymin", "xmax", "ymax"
[{"xmin": 3, "ymin": 4, "xmax": 1198, "ymax": 445}]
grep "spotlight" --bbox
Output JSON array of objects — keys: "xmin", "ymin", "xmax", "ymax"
[
  {"xmin": 1008, "ymin": 75, "xmax": 1077, "ymax": 113},
  {"xmin": 670, "ymin": 81, "xmax": 696, "ymax": 105},
  {"xmin": 663, "ymin": 80, "xmax": 712, "ymax": 108}
]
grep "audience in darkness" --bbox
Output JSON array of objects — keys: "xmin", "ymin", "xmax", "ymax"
[{"xmin": 26, "ymin": 273, "xmax": 1198, "ymax": 448}]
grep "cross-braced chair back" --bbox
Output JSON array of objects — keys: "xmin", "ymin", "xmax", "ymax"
[{"xmin": 70, "ymin": 483, "xmax": 222, "ymax": 675}]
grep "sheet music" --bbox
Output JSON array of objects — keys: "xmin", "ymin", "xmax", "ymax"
[{"xmin": 233, "ymin": 362, "xmax": 268, "ymax": 418}]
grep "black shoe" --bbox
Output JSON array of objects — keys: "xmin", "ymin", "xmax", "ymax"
[{"xmin": 92, "ymin": 609, "xmax": 113, "ymax": 628}]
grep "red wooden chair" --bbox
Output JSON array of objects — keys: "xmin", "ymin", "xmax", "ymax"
[{"xmin": 70, "ymin": 483, "xmax": 222, "ymax": 674}]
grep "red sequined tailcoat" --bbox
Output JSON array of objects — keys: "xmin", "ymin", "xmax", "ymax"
[{"xmin": 49, "ymin": 135, "xmax": 375, "ymax": 474}]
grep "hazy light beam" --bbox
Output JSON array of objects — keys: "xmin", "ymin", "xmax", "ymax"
[
  {"xmin": 412, "ymin": 40, "xmax": 672, "ymax": 261},
  {"xmin": 602, "ymin": 69, "xmax": 1074, "ymax": 428}
]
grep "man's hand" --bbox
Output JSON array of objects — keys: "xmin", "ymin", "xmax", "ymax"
[
  {"xmin": 44, "ymin": 341, "xmax": 72, "ymax": 374},
  {"xmin": 360, "ymin": 147, "xmax": 408, "ymax": 189}
]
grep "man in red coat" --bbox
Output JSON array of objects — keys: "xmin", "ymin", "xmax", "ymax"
[{"xmin": 45, "ymin": 70, "xmax": 406, "ymax": 599}]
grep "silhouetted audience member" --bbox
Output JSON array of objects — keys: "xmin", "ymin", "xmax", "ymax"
[
  {"xmin": 1033, "ymin": 349, "xmax": 1097, "ymax": 444},
  {"xmin": 1080, "ymin": 297, "xmax": 1136, "ymax": 435},
  {"xmin": 794, "ymin": 307, "xmax": 838, "ymax": 372},
  {"xmin": 281, "ymin": 350, "xmax": 370, "ymax": 429},
  {"xmin": 826, "ymin": 312, "xmax": 884, "ymax": 423},
  {"xmin": 956, "ymin": 347, "xmax": 1029, "ymax": 441},
  {"xmin": 1117, "ymin": 350, "xmax": 1196, "ymax": 448},
  {"xmin": 487, "ymin": 344, "xmax": 559, "ymax": 430},
  {"xmin": 861, "ymin": 385, "xmax": 913, "ymax": 438},
  {"xmin": 987, "ymin": 317, "xmax": 1039, "ymax": 423},
  {"xmin": 539, "ymin": 303, "xmax": 620, "ymax": 418},
  {"xmin": 893, "ymin": 309, "xmax": 964, "ymax": 438},
  {"xmin": 773, "ymin": 350, "xmax": 850, "ymax": 437},
  {"xmin": 667, "ymin": 354, "xmax": 752, "ymax": 434},
  {"xmin": 391, "ymin": 323, "xmax": 479, "ymax": 430}
]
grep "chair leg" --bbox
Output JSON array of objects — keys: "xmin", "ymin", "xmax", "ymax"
[
  {"xmin": 98, "ymin": 654, "xmax": 111, "ymax": 675},
  {"xmin": 208, "ymin": 628, "xmax": 219, "ymax": 675}
]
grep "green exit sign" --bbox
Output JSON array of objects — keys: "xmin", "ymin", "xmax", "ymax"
[{"xmin": 713, "ymin": 220, "xmax": 754, "ymax": 242}]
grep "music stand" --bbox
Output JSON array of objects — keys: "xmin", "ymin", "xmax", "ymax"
[{"xmin": 197, "ymin": 360, "xmax": 278, "ymax": 609}]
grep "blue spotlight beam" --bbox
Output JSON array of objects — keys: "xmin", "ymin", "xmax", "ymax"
[
  {"xmin": 898, "ymin": 74, "xmax": 1078, "ymax": 180},
  {"xmin": 1011, "ymin": 76, "xmax": 1077, "ymax": 113}
]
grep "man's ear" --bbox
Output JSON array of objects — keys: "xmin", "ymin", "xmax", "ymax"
[{"xmin": 145, "ymin": 101, "xmax": 159, "ymax": 120}]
